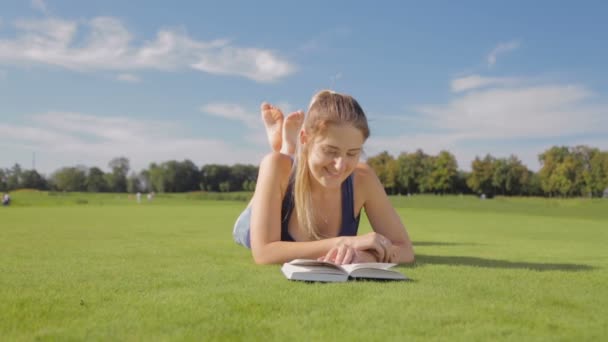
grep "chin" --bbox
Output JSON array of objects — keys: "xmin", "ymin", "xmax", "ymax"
[{"xmin": 315, "ymin": 170, "xmax": 347, "ymax": 188}]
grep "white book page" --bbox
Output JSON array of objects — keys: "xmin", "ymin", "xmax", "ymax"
[{"xmin": 340, "ymin": 263, "xmax": 397, "ymax": 273}]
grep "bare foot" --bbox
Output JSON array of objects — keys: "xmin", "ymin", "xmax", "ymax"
[
  {"xmin": 281, "ymin": 110, "xmax": 305, "ymax": 156},
  {"xmin": 261, "ymin": 102, "xmax": 284, "ymax": 152}
]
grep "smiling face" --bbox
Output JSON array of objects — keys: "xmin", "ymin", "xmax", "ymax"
[{"xmin": 303, "ymin": 123, "xmax": 365, "ymax": 189}]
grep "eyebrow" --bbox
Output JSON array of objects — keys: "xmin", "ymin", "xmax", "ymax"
[{"xmin": 325, "ymin": 144, "xmax": 362, "ymax": 152}]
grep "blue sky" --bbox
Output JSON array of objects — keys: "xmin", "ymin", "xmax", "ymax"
[{"xmin": 1, "ymin": 0, "xmax": 607, "ymax": 174}]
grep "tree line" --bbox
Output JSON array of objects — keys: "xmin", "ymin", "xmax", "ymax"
[
  {"xmin": 1, "ymin": 145, "xmax": 607, "ymax": 198},
  {"xmin": 0, "ymin": 157, "xmax": 258, "ymax": 194},
  {"xmin": 366, "ymin": 145, "xmax": 608, "ymax": 197}
]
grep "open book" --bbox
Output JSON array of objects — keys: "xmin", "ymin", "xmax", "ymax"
[{"xmin": 281, "ymin": 259, "xmax": 408, "ymax": 282}]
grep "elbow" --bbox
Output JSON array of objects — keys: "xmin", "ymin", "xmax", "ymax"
[
  {"xmin": 253, "ymin": 254, "xmax": 275, "ymax": 265},
  {"xmin": 391, "ymin": 242, "xmax": 416, "ymax": 264},
  {"xmin": 396, "ymin": 246, "xmax": 415, "ymax": 264},
  {"xmin": 402, "ymin": 252, "xmax": 415, "ymax": 264},
  {"xmin": 251, "ymin": 246, "xmax": 279, "ymax": 265}
]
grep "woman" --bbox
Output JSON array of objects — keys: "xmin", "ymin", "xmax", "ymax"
[{"xmin": 233, "ymin": 90, "xmax": 414, "ymax": 265}]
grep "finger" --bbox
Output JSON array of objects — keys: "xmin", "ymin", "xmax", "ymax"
[
  {"xmin": 377, "ymin": 236, "xmax": 393, "ymax": 262},
  {"xmin": 374, "ymin": 243, "xmax": 386, "ymax": 262},
  {"xmin": 383, "ymin": 244, "xmax": 390, "ymax": 263},
  {"xmin": 334, "ymin": 245, "xmax": 348, "ymax": 265},
  {"xmin": 383, "ymin": 239, "xmax": 394, "ymax": 262},
  {"xmin": 381, "ymin": 239, "xmax": 391, "ymax": 263},
  {"xmin": 342, "ymin": 247, "xmax": 355, "ymax": 264},
  {"xmin": 323, "ymin": 247, "xmax": 337, "ymax": 262}
]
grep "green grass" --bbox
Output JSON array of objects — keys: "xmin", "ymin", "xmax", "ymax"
[{"xmin": 1, "ymin": 191, "xmax": 607, "ymax": 340}]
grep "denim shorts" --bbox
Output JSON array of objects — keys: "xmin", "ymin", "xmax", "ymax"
[{"xmin": 233, "ymin": 206, "xmax": 252, "ymax": 248}]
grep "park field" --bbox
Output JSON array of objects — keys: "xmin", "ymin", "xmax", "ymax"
[{"xmin": 1, "ymin": 191, "xmax": 607, "ymax": 341}]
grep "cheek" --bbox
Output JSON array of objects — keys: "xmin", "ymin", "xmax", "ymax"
[
  {"xmin": 345, "ymin": 158, "xmax": 358, "ymax": 171},
  {"xmin": 309, "ymin": 149, "xmax": 331, "ymax": 165}
]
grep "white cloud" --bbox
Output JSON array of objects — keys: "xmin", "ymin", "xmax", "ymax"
[
  {"xmin": 200, "ymin": 101, "xmax": 298, "ymax": 128},
  {"xmin": 30, "ymin": 0, "xmax": 48, "ymax": 13},
  {"xmin": 116, "ymin": 73, "xmax": 140, "ymax": 83},
  {"xmin": 201, "ymin": 103, "xmax": 259, "ymax": 128},
  {"xmin": 451, "ymin": 74, "xmax": 520, "ymax": 93},
  {"xmin": 0, "ymin": 112, "xmax": 265, "ymax": 174},
  {"xmin": 366, "ymin": 77, "xmax": 608, "ymax": 171},
  {"xmin": 487, "ymin": 40, "xmax": 520, "ymax": 67},
  {"xmin": 0, "ymin": 16, "xmax": 295, "ymax": 82},
  {"xmin": 416, "ymin": 84, "xmax": 606, "ymax": 139},
  {"xmin": 191, "ymin": 47, "xmax": 295, "ymax": 83}
]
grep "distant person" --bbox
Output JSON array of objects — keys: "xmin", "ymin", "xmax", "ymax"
[
  {"xmin": 136, "ymin": 192, "xmax": 142, "ymax": 203},
  {"xmin": 2, "ymin": 193, "xmax": 10, "ymax": 206},
  {"xmin": 147, "ymin": 192, "xmax": 154, "ymax": 201},
  {"xmin": 232, "ymin": 90, "xmax": 414, "ymax": 265}
]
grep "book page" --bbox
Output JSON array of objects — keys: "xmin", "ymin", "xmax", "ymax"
[
  {"xmin": 340, "ymin": 262, "xmax": 397, "ymax": 273},
  {"xmin": 288, "ymin": 259, "xmax": 345, "ymax": 271}
]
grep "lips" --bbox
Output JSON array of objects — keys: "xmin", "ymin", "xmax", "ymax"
[{"xmin": 324, "ymin": 167, "xmax": 341, "ymax": 178}]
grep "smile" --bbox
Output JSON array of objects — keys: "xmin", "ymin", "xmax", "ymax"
[{"xmin": 324, "ymin": 167, "xmax": 341, "ymax": 177}]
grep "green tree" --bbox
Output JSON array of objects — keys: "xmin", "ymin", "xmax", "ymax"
[
  {"xmin": 492, "ymin": 158, "xmax": 509, "ymax": 195},
  {"xmin": 138, "ymin": 169, "xmax": 151, "ymax": 192},
  {"xmin": 6, "ymin": 164, "xmax": 23, "ymax": 190},
  {"xmin": 453, "ymin": 170, "xmax": 472, "ymax": 194},
  {"xmin": 106, "ymin": 157, "xmax": 130, "ymax": 192},
  {"xmin": 523, "ymin": 171, "xmax": 543, "ymax": 196},
  {"xmin": 0, "ymin": 169, "xmax": 7, "ymax": 191},
  {"xmin": 201, "ymin": 164, "xmax": 231, "ymax": 192},
  {"xmin": 126, "ymin": 171, "xmax": 143, "ymax": 193},
  {"xmin": 550, "ymin": 160, "xmax": 575, "ymax": 197},
  {"xmin": 467, "ymin": 155, "xmax": 496, "ymax": 196},
  {"xmin": 504, "ymin": 155, "xmax": 530, "ymax": 196},
  {"xmin": 428, "ymin": 150, "xmax": 458, "ymax": 194},
  {"xmin": 20, "ymin": 169, "xmax": 48, "ymax": 190},
  {"xmin": 148, "ymin": 163, "xmax": 166, "ymax": 193},
  {"xmin": 538, "ymin": 146, "xmax": 570, "ymax": 196},
  {"xmin": 396, "ymin": 149, "xmax": 428, "ymax": 194},
  {"xmin": 229, "ymin": 164, "xmax": 258, "ymax": 192},
  {"xmin": 589, "ymin": 151, "xmax": 608, "ymax": 197},
  {"xmin": 86, "ymin": 167, "xmax": 108, "ymax": 192},
  {"xmin": 367, "ymin": 151, "xmax": 397, "ymax": 194},
  {"xmin": 51, "ymin": 167, "xmax": 87, "ymax": 191}
]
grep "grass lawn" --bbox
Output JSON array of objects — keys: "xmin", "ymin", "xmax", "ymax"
[{"xmin": 1, "ymin": 191, "xmax": 607, "ymax": 340}]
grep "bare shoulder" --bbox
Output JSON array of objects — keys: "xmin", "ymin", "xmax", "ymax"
[
  {"xmin": 260, "ymin": 152, "xmax": 293, "ymax": 169},
  {"xmin": 352, "ymin": 162, "xmax": 381, "ymax": 195},
  {"xmin": 353, "ymin": 162, "xmax": 378, "ymax": 183},
  {"xmin": 258, "ymin": 152, "xmax": 293, "ymax": 191}
]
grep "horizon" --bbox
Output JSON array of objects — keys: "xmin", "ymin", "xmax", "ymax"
[{"xmin": 2, "ymin": 1, "xmax": 608, "ymax": 175}]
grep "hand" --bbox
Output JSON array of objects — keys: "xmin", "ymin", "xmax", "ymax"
[
  {"xmin": 350, "ymin": 250, "xmax": 379, "ymax": 263},
  {"xmin": 319, "ymin": 248, "xmax": 380, "ymax": 264},
  {"xmin": 347, "ymin": 232, "xmax": 393, "ymax": 262},
  {"xmin": 319, "ymin": 244, "xmax": 357, "ymax": 265}
]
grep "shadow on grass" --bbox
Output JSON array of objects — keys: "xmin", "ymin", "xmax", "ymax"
[
  {"xmin": 415, "ymin": 254, "xmax": 596, "ymax": 272},
  {"xmin": 414, "ymin": 241, "xmax": 481, "ymax": 247}
]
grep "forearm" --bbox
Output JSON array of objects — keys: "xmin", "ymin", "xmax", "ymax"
[{"xmin": 252, "ymin": 237, "xmax": 346, "ymax": 264}]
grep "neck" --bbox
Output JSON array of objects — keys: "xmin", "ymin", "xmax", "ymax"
[{"xmin": 309, "ymin": 177, "xmax": 341, "ymax": 198}]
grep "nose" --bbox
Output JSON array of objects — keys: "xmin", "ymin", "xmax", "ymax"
[{"xmin": 334, "ymin": 156, "xmax": 346, "ymax": 173}]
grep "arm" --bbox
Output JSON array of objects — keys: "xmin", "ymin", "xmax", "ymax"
[
  {"xmin": 249, "ymin": 152, "xmax": 345, "ymax": 264},
  {"xmin": 356, "ymin": 163, "xmax": 415, "ymax": 264}
]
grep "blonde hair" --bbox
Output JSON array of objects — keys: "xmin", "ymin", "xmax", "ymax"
[{"xmin": 293, "ymin": 90, "xmax": 370, "ymax": 240}]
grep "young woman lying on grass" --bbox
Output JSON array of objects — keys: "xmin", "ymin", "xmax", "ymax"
[{"xmin": 233, "ymin": 90, "xmax": 414, "ymax": 265}]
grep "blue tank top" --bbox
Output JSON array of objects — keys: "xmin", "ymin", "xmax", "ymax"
[{"xmin": 280, "ymin": 174, "xmax": 360, "ymax": 241}]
